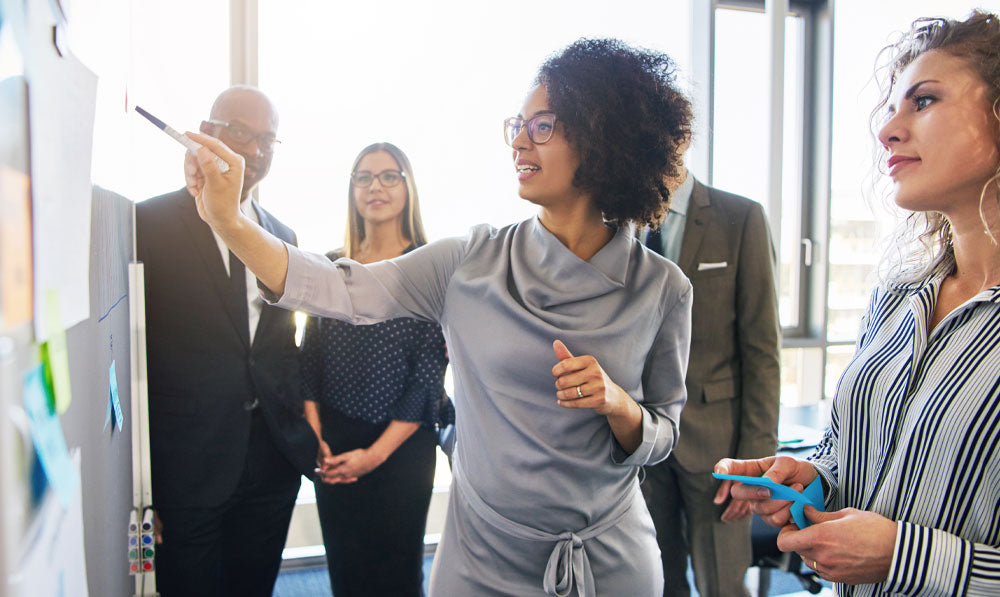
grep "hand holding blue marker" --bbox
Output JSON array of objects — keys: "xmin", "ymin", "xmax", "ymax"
[
  {"xmin": 712, "ymin": 472, "xmax": 825, "ymax": 528},
  {"xmin": 135, "ymin": 105, "xmax": 230, "ymax": 173}
]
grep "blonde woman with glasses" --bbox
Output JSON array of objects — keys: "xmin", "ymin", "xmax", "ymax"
[{"xmin": 300, "ymin": 142, "xmax": 451, "ymax": 596}]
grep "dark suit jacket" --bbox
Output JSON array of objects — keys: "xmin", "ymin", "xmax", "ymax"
[
  {"xmin": 137, "ymin": 188, "xmax": 317, "ymax": 509},
  {"xmin": 669, "ymin": 179, "xmax": 781, "ymax": 472}
]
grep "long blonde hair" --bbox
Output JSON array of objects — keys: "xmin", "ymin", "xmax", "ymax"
[
  {"xmin": 869, "ymin": 10, "xmax": 1000, "ymax": 285},
  {"xmin": 342, "ymin": 142, "xmax": 428, "ymax": 259}
]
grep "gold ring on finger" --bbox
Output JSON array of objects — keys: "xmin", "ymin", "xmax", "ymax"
[{"xmin": 576, "ymin": 385, "xmax": 584, "ymax": 399}]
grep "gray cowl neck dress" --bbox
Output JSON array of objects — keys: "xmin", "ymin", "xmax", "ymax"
[{"xmin": 268, "ymin": 216, "xmax": 692, "ymax": 596}]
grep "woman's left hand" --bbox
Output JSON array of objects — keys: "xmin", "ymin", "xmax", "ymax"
[
  {"xmin": 551, "ymin": 340, "xmax": 627, "ymax": 416},
  {"xmin": 779, "ymin": 506, "xmax": 897, "ymax": 585},
  {"xmin": 316, "ymin": 448, "xmax": 382, "ymax": 485}
]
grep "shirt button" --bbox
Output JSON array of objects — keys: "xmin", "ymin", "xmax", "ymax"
[{"xmin": 243, "ymin": 397, "xmax": 259, "ymax": 411}]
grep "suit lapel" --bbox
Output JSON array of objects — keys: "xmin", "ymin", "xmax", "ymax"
[
  {"xmin": 178, "ymin": 194, "xmax": 250, "ymax": 349},
  {"xmin": 677, "ymin": 179, "xmax": 712, "ymax": 277},
  {"xmin": 250, "ymin": 201, "xmax": 280, "ymax": 348}
]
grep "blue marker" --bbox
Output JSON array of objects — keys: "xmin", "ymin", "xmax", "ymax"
[
  {"xmin": 712, "ymin": 472, "xmax": 825, "ymax": 528},
  {"xmin": 135, "ymin": 105, "xmax": 230, "ymax": 173}
]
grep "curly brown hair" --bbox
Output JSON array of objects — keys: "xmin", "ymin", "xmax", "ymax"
[
  {"xmin": 536, "ymin": 38, "xmax": 693, "ymax": 227},
  {"xmin": 870, "ymin": 10, "xmax": 1000, "ymax": 284}
]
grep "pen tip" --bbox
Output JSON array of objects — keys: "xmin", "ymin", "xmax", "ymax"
[{"xmin": 134, "ymin": 105, "xmax": 167, "ymax": 130}]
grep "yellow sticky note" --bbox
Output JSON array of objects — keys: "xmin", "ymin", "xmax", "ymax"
[{"xmin": 43, "ymin": 290, "xmax": 72, "ymax": 414}]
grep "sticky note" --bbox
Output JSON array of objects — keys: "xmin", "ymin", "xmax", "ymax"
[
  {"xmin": 104, "ymin": 390, "xmax": 112, "ymax": 431},
  {"xmin": 23, "ymin": 365, "xmax": 78, "ymax": 507},
  {"xmin": 712, "ymin": 472, "xmax": 825, "ymax": 528},
  {"xmin": 42, "ymin": 290, "xmax": 72, "ymax": 413},
  {"xmin": 109, "ymin": 360, "xmax": 123, "ymax": 430}
]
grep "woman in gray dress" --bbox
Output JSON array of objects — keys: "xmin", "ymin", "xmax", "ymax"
[{"xmin": 187, "ymin": 39, "xmax": 693, "ymax": 597}]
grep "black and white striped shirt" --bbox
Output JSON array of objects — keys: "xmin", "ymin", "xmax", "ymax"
[{"xmin": 810, "ymin": 266, "xmax": 1000, "ymax": 596}]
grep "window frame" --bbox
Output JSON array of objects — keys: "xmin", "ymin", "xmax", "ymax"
[{"xmin": 698, "ymin": 1, "xmax": 834, "ymax": 404}]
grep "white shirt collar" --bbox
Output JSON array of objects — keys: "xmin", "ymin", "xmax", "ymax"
[{"xmin": 668, "ymin": 171, "xmax": 694, "ymax": 217}]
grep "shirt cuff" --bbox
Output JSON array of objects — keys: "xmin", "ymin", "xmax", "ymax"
[
  {"xmin": 884, "ymin": 521, "xmax": 972, "ymax": 596},
  {"xmin": 611, "ymin": 407, "xmax": 660, "ymax": 466},
  {"xmin": 259, "ymin": 242, "xmax": 315, "ymax": 310},
  {"xmin": 805, "ymin": 453, "xmax": 839, "ymax": 509},
  {"xmin": 811, "ymin": 463, "xmax": 838, "ymax": 509}
]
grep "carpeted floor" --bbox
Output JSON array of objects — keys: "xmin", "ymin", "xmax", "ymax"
[{"xmin": 272, "ymin": 555, "xmax": 833, "ymax": 596}]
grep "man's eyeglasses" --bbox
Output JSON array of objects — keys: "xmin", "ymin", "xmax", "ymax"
[
  {"xmin": 351, "ymin": 169, "xmax": 405, "ymax": 188},
  {"xmin": 206, "ymin": 119, "xmax": 280, "ymax": 153},
  {"xmin": 503, "ymin": 113, "xmax": 557, "ymax": 147}
]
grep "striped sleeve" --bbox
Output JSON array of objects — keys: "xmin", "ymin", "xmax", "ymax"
[
  {"xmin": 884, "ymin": 522, "xmax": 1000, "ymax": 596},
  {"xmin": 968, "ymin": 544, "xmax": 1000, "ymax": 596},
  {"xmin": 807, "ymin": 423, "xmax": 840, "ymax": 509}
]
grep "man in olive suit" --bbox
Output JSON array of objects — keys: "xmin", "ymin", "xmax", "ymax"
[{"xmin": 642, "ymin": 145, "xmax": 781, "ymax": 597}]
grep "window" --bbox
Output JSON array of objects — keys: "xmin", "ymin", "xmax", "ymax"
[
  {"xmin": 712, "ymin": 5, "xmax": 807, "ymax": 331},
  {"xmin": 709, "ymin": 1, "xmax": 827, "ymax": 407},
  {"xmin": 74, "ymin": 1, "xmax": 230, "ymax": 200},
  {"xmin": 256, "ymin": 0, "xmax": 691, "ymax": 253}
]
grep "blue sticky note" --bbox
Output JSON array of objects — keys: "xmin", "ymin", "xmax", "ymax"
[
  {"xmin": 22, "ymin": 365, "xmax": 78, "ymax": 507},
  {"xmin": 109, "ymin": 360, "xmax": 123, "ymax": 430},
  {"xmin": 712, "ymin": 472, "xmax": 825, "ymax": 528},
  {"xmin": 104, "ymin": 380, "xmax": 113, "ymax": 431}
]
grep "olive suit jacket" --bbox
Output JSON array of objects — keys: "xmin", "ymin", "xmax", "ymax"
[{"xmin": 670, "ymin": 179, "xmax": 780, "ymax": 471}]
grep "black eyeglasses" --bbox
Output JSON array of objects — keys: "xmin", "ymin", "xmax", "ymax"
[
  {"xmin": 351, "ymin": 169, "xmax": 405, "ymax": 188},
  {"xmin": 503, "ymin": 113, "xmax": 557, "ymax": 146},
  {"xmin": 206, "ymin": 119, "xmax": 280, "ymax": 153}
]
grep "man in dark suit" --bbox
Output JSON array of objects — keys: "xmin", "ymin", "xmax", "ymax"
[
  {"xmin": 642, "ymin": 144, "xmax": 781, "ymax": 597},
  {"xmin": 137, "ymin": 86, "xmax": 317, "ymax": 597}
]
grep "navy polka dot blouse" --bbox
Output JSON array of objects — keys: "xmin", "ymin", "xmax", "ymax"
[{"xmin": 299, "ymin": 250, "xmax": 453, "ymax": 429}]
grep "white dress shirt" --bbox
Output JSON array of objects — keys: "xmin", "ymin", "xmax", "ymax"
[{"xmin": 654, "ymin": 171, "xmax": 693, "ymax": 263}]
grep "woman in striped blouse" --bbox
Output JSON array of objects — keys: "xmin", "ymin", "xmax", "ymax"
[{"xmin": 717, "ymin": 10, "xmax": 1000, "ymax": 597}]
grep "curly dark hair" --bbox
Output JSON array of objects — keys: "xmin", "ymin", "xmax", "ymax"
[
  {"xmin": 868, "ymin": 10, "xmax": 1000, "ymax": 284},
  {"xmin": 536, "ymin": 38, "xmax": 692, "ymax": 227}
]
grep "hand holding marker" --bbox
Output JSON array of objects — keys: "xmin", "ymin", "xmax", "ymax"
[{"xmin": 134, "ymin": 105, "xmax": 230, "ymax": 173}]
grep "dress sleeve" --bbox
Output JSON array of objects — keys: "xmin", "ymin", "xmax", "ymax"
[
  {"xmin": 387, "ymin": 320, "xmax": 449, "ymax": 425},
  {"xmin": 264, "ymin": 231, "xmax": 476, "ymax": 324},
  {"xmin": 613, "ymin": 282, "xmax": 693, "ymax": 466},
  {"xmin": 884, "ymin": 523, "xmax": 1000, "ymax": 596}
]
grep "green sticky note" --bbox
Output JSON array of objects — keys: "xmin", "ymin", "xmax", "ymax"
[{"xmin": 43, "ymin": 289, "xmax": 72, "ymax": 414}]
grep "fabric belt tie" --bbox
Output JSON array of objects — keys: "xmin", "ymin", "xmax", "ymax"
[{"xmin": 452, "ymin": 455, "xmax": 636, "ymax": 597}]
